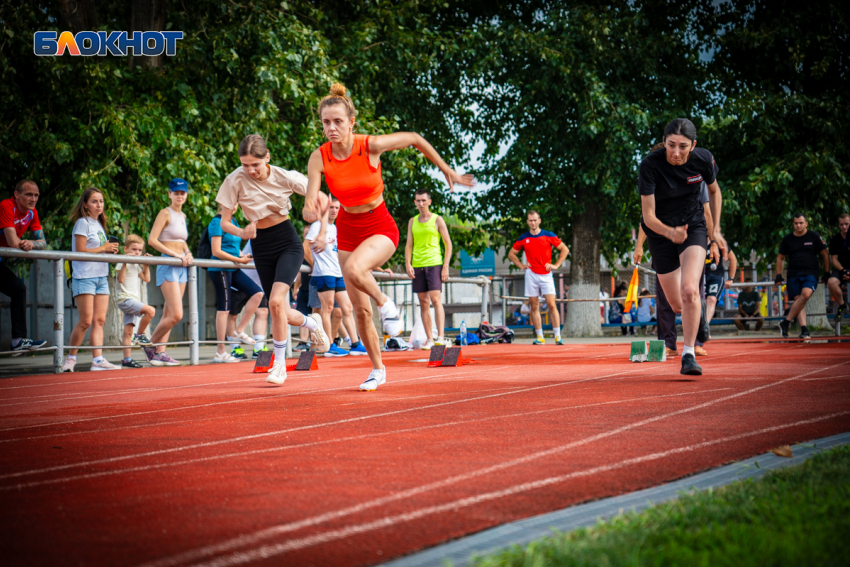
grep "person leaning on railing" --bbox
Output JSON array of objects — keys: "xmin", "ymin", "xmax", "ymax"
[{"xmin": 0, "ymin": 179, "xmax": 48, "ymax": 354}]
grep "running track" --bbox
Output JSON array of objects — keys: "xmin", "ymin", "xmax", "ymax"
[{"xmin": 1, "ymin": 341, "xmax": 849, "ymax": 566}]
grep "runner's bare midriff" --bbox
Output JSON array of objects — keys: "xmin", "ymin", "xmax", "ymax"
[
  {"xmin": 160, "ymin": 241, "xmax": 187, "ymax": 256},
  {"xmin": 257, "ymin": 214, "xmax": 289, "ymax": 229},
  {"xmin": 342, "ymin": 196, "xmax": 384, "ymax": 215}
]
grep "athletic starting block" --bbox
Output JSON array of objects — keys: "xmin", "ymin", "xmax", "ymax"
[
  {"xmin": 630, "ymin": 341, "xmax": 648, "ymax": 362},
  {"xmin": 427, "ymin": 345, "xmax": 447, "ymax": 367},
  {"xmin": 441, "ymin": 347, "xmax": 463, "ymax": 367},
  {"xmin": 253, "ymin": 351, "xmax": 275, "ymax": 373},
  {"xmin": 647, "ymin": 340, "xmax": 666, "ymax": 362}
]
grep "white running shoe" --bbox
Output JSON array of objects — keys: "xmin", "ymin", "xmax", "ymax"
[
  {"xmin": 91, "ymin": 359, "xmax": 121, "ymax": 371},
  {"xmin": 266, "ymin": 361, "xmax": 287, "ymax": 385},
  {"xmin": 213, "ymin": 352, "xmax": 240, "ymax": 363},
  {"xmin": 379, "ymin": 300, "xmax": 403, "ymax": 337},
  {"xmin": 62, "ymin": 357, "xmax": 76, "ymax": 373},
  {"xmin": 231, "ymin": 332, "xmax": 256, "ymax": 345},
  {"xmin": 308, "ymin": 313, "xmax": 328, "ymax": 346},
  {"xmin": 420, "ymin": 340, "xmax": 434, "ymax": 350},
  {"xmin": 359, "ymin": 368, "xmax": 387, "ymax": 392}
]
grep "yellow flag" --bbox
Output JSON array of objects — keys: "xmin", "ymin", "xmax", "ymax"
[{"xmin": 624, "ymin": 267, "xmax": 640, "ymax": 312}]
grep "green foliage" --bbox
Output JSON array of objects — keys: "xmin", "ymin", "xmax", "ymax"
[{"xmin": 469, "ymin": 445, "xmax": 850, "ymax": 566}]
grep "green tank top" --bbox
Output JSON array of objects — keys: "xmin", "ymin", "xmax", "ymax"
[{"xmin": 411, "ymin": 214, "xmax": 443, "ymax": 267}]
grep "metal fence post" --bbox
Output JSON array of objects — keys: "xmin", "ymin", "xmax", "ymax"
[
  {"xmin": 53, "ymin": 259, "xmax": 64, "ymax": 373},
  {"xmin": 501, "ymin": 277, "xmax": 507, "ymax": 325},
  {"xmin": 480, "ymin": 277, "xmax": 490, "ymax": 324},
  {"xmin": 188, "ymin": 265, "xmax": 199, "ymax": 365}
]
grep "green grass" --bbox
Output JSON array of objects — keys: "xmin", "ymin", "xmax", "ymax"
[{"xmin": 466, "ymin": 445, "xmax": 850, "ymax": 567}]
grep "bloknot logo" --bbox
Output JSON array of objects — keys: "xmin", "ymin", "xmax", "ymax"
[{"xmin": 34, "ymin": 31, "xmax": 184, "ymax": 57}]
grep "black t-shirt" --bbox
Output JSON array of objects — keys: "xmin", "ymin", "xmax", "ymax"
[
  {"xmin": 779, "ymin": 230, "xmax": 826, "ymax": 278},
  {"xmin": 704, "ymin": 247, "xmax": 725, "ymax": 274},
  {"xmin": 638, "ymin": 147, "xmax": 719, "ymax": 230},
  {"xmin": 828, "ymin": 233, "xmax": 850, "ymax": 270},
  {"xmin": 737, "ymin": 290, "xmax": 761, "ymax": 315}
]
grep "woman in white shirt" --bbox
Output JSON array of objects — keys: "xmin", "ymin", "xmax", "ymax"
[{"xmin": 63, "ymin": 188, "xmax": 120, "ymax": 372}]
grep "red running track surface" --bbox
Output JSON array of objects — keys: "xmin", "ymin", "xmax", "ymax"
[{"xmin": 1, "ymin": 341, "xmax": 849, "ymax": 567}]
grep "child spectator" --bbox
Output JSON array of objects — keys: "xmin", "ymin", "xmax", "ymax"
[
  {"xmin": 116, "ymin": 235, "xmax": 156, "ymax": 368},
  {"xmin": 64, "ymin": 188, "xmax": 120, "ymax": 372}
]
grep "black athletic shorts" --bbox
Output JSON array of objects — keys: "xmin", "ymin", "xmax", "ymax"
[
  {"xmin": 642, "ymin": 220, "xmax": 708, "ymax": 275},
  {"xmin": 412, "ymin": 265, "xmax": 443, "ymax": 293},
  {"xmin": 252, "ymin": 220, "xmax": 304, "ymax": 299},
  {"xmin": 830, "ymin": 269, "xmax": 850, "ymax": 285},
  {"xmin": 705, "ymin": 273, "xmax": 725, "ymax": 300},
  {"xmin": 230, "ymin": 289, "xmax": 268, "ymax": 315}
]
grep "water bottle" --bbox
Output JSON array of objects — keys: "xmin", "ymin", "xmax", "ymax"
[{"xmin": 460, "ymin": 320, "xmax": 467, "ymax": 346}]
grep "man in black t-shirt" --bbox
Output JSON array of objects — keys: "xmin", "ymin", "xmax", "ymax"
[
  {"xmin": 826, "ymin": 212, "xmax": 850, "ymax": 322},
  {"xmin": 734, "ymin": 280, "xmax": 763, "ymax": 332},
  {"xmin": 775, "ymin": 213, "xmax": 830, "ymax": 339}
]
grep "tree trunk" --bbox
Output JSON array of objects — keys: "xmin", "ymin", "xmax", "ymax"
[
  {"xmin": 57, "ymin": 0, "xmax": 99, "ymax": 33},
  {"xmin": 130, "ymin": 0, "xmax": 167, "ymax": 70},
  {"xmin": 805, "ymin": 285, "xmax": 828, "ymax": 330},
  {"xmin": 564, "ymin": 187, "xmax": 602, "ymax": 337}
]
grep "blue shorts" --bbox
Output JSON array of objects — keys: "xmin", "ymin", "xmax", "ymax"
[
  {"xmin": 786, "ymin": 274, "xmax": 818, "ymax": 299},
  {"xmin": 71, "ymin": 276, "xmax": 109, "ymax": 297},
  {"xmin": 311, "ymin": 276, "xmax": 346, "ymax": 293},
  {"xmin": 156, "ymin": 263, "xmax": 188, "ymax": 287}
]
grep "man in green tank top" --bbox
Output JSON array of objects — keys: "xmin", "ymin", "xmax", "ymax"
[{"xmin": 405, "ymin": 189, "xmax": 453, "ymax": 349}]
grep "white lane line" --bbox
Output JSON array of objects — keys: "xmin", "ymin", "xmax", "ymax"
[
  {"xmin": 0, "ymin": 385, "xmax": 527, "ymax": 445},
  {"xmin": 0, "ymin": 368, "xmax": 233, "ymax": 391},
  {"xmin": 0, "ymin": 368, "xmax": 490, "ymax": 434},
  {"xmin": 2, "ymin": 388, "xmax": 732, "ymax": 491},
  {"xmin": 0, "ymin": 367, "xmax": 644, "ymax": 481},
  {"xmin": 801, "ymin": 373, "xmax": 850, "ymax": 381},
  {"xmin": 150, "ymin": 409, "xmax": 850, "ymax": 567}
]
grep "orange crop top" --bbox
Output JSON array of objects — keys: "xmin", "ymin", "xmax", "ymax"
[{"xmin": 320, "ymin": 134, "xmax": 384, "ymax": 207}]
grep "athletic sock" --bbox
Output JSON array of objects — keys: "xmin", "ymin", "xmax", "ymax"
[
  {"xmin": 345, "ymin": 337, "xmax": 353, "ymax": 347},
  {"xmin": 227, "ymin": 335, "xmax": 239, "ymax": 350},
  {"xmin": 682, "ymin": 345, "xmax": 695, "ymax": 357},
  {"xmin": 92, "ymin": 356, "xmax": 105, "ymax": 364},
  {"xmin": 535, "ymin": 329, "xmax": 543, "ymax": 339},
  {"xmin": 254, "ymin": 334, "xmax": 265, "ymax": 352},
  {"xmin": 273, "ymin": 340, "xmax": 287, "ymax": 361},
  {"xmin": 300, "ymin": 315, "xmax": 318, "ymax": 331},
  {"xmin": 123, "ymin": 357, "xmax": 133, "ymax": 363},
  {"xmin": 67, "ymin": 355, "xmax": 76, "ymax": 361},
  {"xmin": 801, "ymin": 326, "xmax": 809, "ymax": 333},
  {"xmin": 11, "ymin": 338, "xmax": 22, "ymax": 348}
]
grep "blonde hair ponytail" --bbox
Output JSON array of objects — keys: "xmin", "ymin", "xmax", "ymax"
[{"xmin": 318, "ymin": 83, "xmax": 357, "ymax": 120}]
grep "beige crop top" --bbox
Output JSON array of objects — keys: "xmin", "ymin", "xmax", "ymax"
[
  {"xmin": 215, "ymin": 165, "xmax": 308, "ymax": 223},
  {"xmin": 159, "ymin": 207, "xmax": 188, "ymax": 242}
]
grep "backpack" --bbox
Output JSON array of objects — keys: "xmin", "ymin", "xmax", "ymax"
[
  {"xmin": 476, "ymin": 322, "xmax": 515, "ymax": 344},
  {"xmin": 64, "ymin": 260, "xmax": 76, "ymax": 307},
  {"xmin": 196, "ymin": 214, "xmax": 221, "ymax": 259}
]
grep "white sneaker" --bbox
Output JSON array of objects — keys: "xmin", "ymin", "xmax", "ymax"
[
  {"xmin": 434, "ymin": 337, "xmax": 446, "ymax": 346},
  {"xmin": 359, "ymin": 368, "xmax": 387, "ymax": 391},
  {"xmin": 62, "ymin": 357, "xmax": 76, "ymax": 373},
  {"xmin": 230, "ymin": 332, "xmax": 256, "ymax": 345},
  {"xmin": 266, "ymin": 361, "xmax": 287, "ymax": 385},
  {"xmin": 308, "ymin": 313, "xmax": 328, "ymax": 346},
  {"xmin": 420, "ymin": 340, "xmax": 434, "ymax": 350},
  {"xmin": 379, "ymin": 300, "xmax": 403, "ymax": 337},
  {"xmin": 91, "ymin": 359, "xmax": 121, "ymax": 371},
  {"xmin": 213, "ymin": 352, "xmax": 240, "ymax": 363}
]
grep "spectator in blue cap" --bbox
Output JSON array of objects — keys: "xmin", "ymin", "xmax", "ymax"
[{"xmin": 144, "ymin": 177, "xmax": 192, "ymax": 366}]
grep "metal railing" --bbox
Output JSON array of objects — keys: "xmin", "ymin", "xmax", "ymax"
[{"xmin": 0, "ymin": 247, "xmax": 490, "ymax": 372}]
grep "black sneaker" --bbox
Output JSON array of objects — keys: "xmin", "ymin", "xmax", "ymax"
[
  {"xmin": 696, "ymin": 299, "xmax": 709, "ymax": 344},
  {"xmin": 122, "ymin": 359, "xmax": 144, "ymax": 368},
  {"xmin": 836, "ymin": 303, "xmax": 847, "ymax": 324},
  {"xmin": 798, "ymin": 326, "xmax": 811, "ymax": 340},
  {"xmin": 12, "ymin": 338, "xmax": 48, "ymax": 352},
  {"xmin": 231, "ymin": 346, "xmax": 247, "ymax": 359},
  {"xmin": 680, "ymin": 353, "xmax": 703, "ymax": 376},
  {"xmin": 133, "ymin": 333, "xmax": 153, "ymax": 347},
  {"xmin": 294, "ymin": 343, "xmax": 308, "ymax": 352},
  {"xmin": 779, "ymin": 319, "xmax": 790, "ymax": 338}
]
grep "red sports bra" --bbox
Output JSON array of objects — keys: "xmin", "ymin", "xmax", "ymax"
[{"xmin": 320, "ymin": 134, "xmax": 384, "ymax": 207}]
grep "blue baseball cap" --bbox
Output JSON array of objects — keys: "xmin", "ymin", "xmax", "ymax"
[{"xmin": 168, "ymin": 178, "xmax": 189, "ymax": 192}]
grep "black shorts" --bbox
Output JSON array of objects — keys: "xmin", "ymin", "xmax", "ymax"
[
  {"xmin": 230, "ymin": 290, "xmax": 268, "ymax": 315},
  {"xmin": 705, "ymin": 274, "xmax": 725, "ymax": 299},
  {"xmin": 252, "ymin": 220, "xmax": 303, "ymax": 298},
  {"xmin": 642, "ymin": 221, "xmax": 708, "ymax": 275},
  {"xmin": 208, "ymin": 269, "xmax": 263, "ymax": 312},
  {"xmin": 295, "ymin": 273, "xmax": 311, "ymax": 316},
  {"xmin": 412, "ymin": 265, "xmax": 442, "ymax": 293},
  {"xmin": 830, "ymin": 269, "xmax": 850, "ymax": 285}
]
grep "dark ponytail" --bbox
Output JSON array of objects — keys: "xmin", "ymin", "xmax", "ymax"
[{"xmin": 663, "ymin": 118, "xmax": 697, "ymax": 142}]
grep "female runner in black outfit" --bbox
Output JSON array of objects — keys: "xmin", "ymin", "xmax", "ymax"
[{"xmin": 639, "ymin": 118, "xmax": 726, "ymax": 375}]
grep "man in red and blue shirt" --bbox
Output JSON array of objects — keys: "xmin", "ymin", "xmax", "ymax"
[
  {"xmin": 508, "ymin": 210, "xmax": 570, "ymax": 345},
  {"xmin": 1, "ymin": 180, "xmax": 48, "ymax": 353}
]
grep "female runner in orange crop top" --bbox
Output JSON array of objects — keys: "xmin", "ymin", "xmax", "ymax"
[{"xmin": 304, "ymin": 83, "xmax": 475, "ymax": 392}]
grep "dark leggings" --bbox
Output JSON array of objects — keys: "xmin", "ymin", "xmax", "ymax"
[
  {"xmin": 251, "ymin": 220, "xmax": 304, "ymax": 298},
  {"xmin": 0, "ymin": 261, "xmax": 27, "ymax": 338}
]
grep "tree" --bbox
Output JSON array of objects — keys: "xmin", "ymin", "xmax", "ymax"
[
  {"xmin": 697, "ymin": 0, "xmax": 850, "ymax": 269},
  {"xmin": 464, "ymin": 1, "xmax": 706, "ymax": 335}
]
